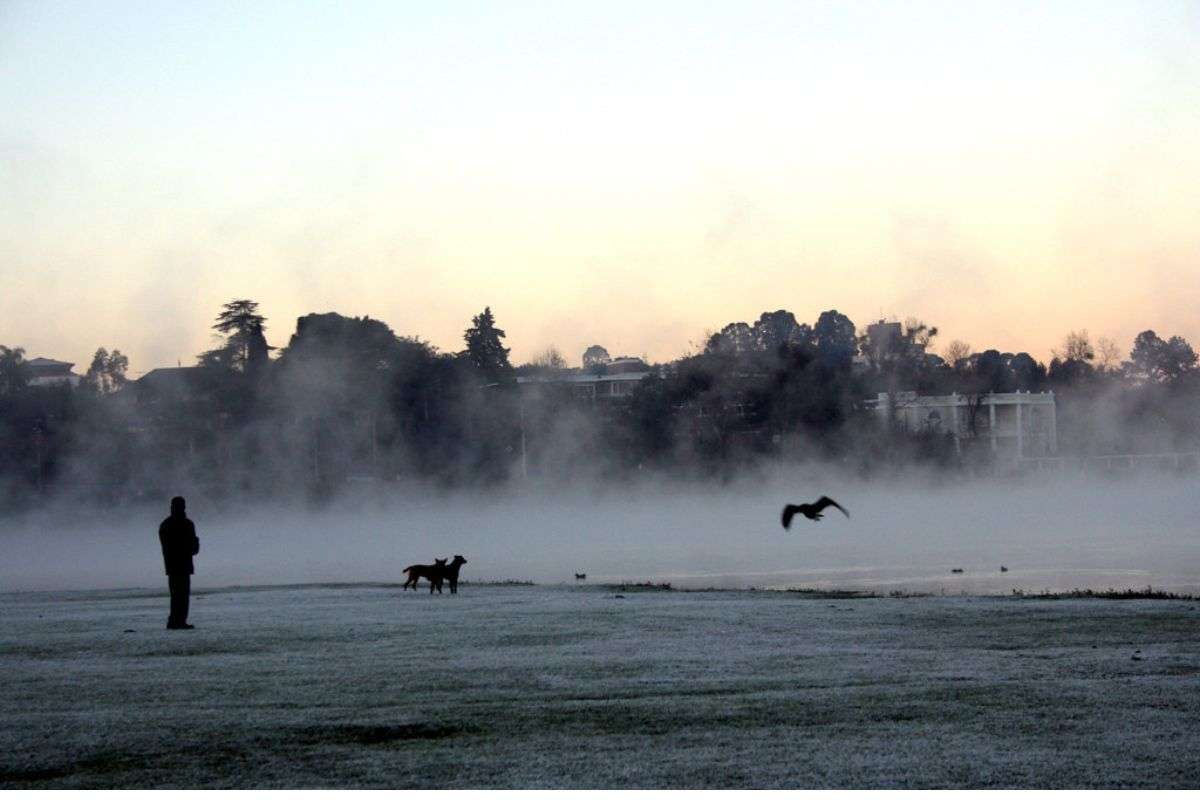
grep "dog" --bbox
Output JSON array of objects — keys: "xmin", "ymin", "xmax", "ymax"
[
  {"xmin": 442, "ymin": 555, "xmax": 468, "ymax": 594},
  {"xmin": 403, "ymin": 558, "xmax": 447, "ymax": 593}
]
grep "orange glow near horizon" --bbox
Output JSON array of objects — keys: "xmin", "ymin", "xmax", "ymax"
[{"xmin": 2, "ymin": 1, "xmax": 1198, "ymax": 374}]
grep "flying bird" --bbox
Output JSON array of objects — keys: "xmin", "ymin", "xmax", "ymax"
[{"xmin": 781, "ymin": 496, "xmax": 849, "ymax": 528}]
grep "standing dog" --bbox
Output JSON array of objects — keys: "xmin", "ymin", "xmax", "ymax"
[
  {"xmin": 402, "ymin": 558, "xmax": 447, "ymax": 593},
  {"xmin": 442, "ymin": 555, "xmax": 468, "ymax": 594}
]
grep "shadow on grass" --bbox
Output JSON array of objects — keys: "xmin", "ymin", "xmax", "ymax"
[
  {"xmin": 1011, "ymin": 587, "xmax": 1197, "ymax": 601},
  {"xmin": 287, "ymin": 723, "xmax": 475, "ymax": 745}
]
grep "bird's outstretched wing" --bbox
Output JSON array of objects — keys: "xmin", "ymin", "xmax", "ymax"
[
  {"xmin": 814, "ymin": 496, "xmax": 850, "ymax": 517},
  {"xmin": 781, "ymin": 504, "xmax": 801, "ymax": 529}
]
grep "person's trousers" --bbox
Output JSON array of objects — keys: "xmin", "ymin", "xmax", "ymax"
[{"xmin": 168, "ymin": 574, "xmax": 190, "ymax": 626}]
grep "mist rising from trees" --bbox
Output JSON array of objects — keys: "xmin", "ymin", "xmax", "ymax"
[{"xmin": 1, "ymin": 302, "xmax": 1197, "ymax": 512}]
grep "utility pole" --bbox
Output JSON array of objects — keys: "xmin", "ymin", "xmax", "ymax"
[
  {"xmin": 312, "ymin": 416, "xmax": 320, "ymax": 483},
  {"xmin": 32, "ymin": 425, "xmax": 44, "ymax": 492},
  {"xmin": 519, "ymin": 394, "xmax": 528, "ymax": 480}
]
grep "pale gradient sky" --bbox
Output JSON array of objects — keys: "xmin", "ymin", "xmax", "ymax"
[{"xmin": 2, "ymin": 0, "xmax": 1198, "ymax": 375}]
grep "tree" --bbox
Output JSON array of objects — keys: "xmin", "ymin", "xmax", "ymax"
[
  {"xmin": 1047, "ymin": 356, "xmax": 1094, "ymax": 387},
  {"xmin": 1096, "ymin": 336, "xmax": 1122, "ymax": 373},
  {"xmin": 278, "ymin": 312, "xmax": 412, "ymax": 388},
  {"xmin": 517, "ymin": 346, "xmax": 567, "ymax": 376},
  {"xmin": 1161, "ymin": 336, "xmax": 1198, "ymax": 381},
  {"xmin": 813, "ymin": 310, "xmax": 858, "ymax": 371},
  {"xmin": 971, "ymin": 350, "xmax": 1013, "ymax": 393},
  {"xmin": 1128, "ymin": 330, "xmax": 1164, "ymax": 383},
  {"xmin": 582, "ymin": 345, "xmax": 611, "ymax": 369},
  {"xmin": 1047, "ymin": 330, "xmax": 1098, "ymax": 388},
  {"xmin": 943, "ymin": 340, "xmax": 972, "ymax": 370},
  {"xmin": 752, "ymin": 310, "xmax": 812, "ymax": 355},
  {"xmin": 860, "ymin": 317, "xmax": 940, "ymax": 396},
  {"xmin": 1128, "ymin": 330, "xmax": 1198, "ymax": 384},
  {"xmin": 705, "ymin": 322, "xmax": 754, "ymax": 356},
  {"xmin": 1008, "ymin": 352, "xmax": 1046, "ymax": 391},
  {"xmin": 0, "ymin": 346, "xmax": 29, "ymax": 396},
  {"xmin": 1055, "ymin": 330, "xmax": 1094, "ymax": 363},
  {"xmin": 273, "ymin": 312, "xmax": 444, "ymax": 484},
  {"xmin": 463, "ymin": 307, "xmax": 512, "ymax": 383},
  {"xmin": 83, "ymin": 348, "xmax": 129, "ymax": 395},
  {"xmin": 201, "ymin": 299, "xmax": 271, "ymax": 374},
  {"xmin": 753, "ymin": 311, "xmax": 792, "ymax": 354},
  {"xmin": 530, "ymin": 347, "xmax": 566, "ymax": 371},
  {"xmin": 902, "ymin": 317, "xmax": 939, "ymax": 353}
]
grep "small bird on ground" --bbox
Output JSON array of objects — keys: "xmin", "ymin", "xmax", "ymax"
[
  {"xmin": 781, "ymin": 496, "xmax": 850, "ymax": 529},
  {"xmin": 1000, "ymin": 565, "xmax": 1009, "ymax": 573}
]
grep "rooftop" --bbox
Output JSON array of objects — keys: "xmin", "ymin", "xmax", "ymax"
[
  {"xmin": 517, "ymin": 371, "xmax": 650, "ymax": 385},
  {"xmin": 26, "ymin": 357, "xmax": 74, "ymax": 369}
]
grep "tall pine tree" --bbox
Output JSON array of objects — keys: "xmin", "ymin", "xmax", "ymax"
[
  {"xmin": 201, "ymin": 299, "xmax": 272, "ymax": 375},
  {"xmin": 463, "ymin": 306, "xmax": 512, "ymax": 383}
]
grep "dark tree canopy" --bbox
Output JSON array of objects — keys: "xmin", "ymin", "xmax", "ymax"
[
  {"xmin": 814, "ymin": 310, "xmax": 857, "ymax": 371},
  {"xmin": 965, "ymin": 350, "xmax": 996, "ymax": 391},
  {"xmin": 0, "ymin": 346, "xmax": 29, "ymax": 397},
  {"xmin": 582, "ymin": 345, "xmax": 611, "ymax": 369},
  {"xmin": 201, "ymin": 299, "xmax": 271, "ymax": 374},
  {"xmin": 83, "ymin": 348, "xmax": 129, "ymax": 395},
  {"xmin": 1129, "ymin": 330, "xmax": 1197, "ymax": 384},
  {"xmin": 753, "ymin": 310, "xmax": 811, "ymax": 354},
  {"xmin": 1008, "ymin": 352, "xmax": 1045, "ymax": 391},
  {"xmin": 5, "ymin": 294, "xmax": 1200, "ymax": 508},
  {"xmin": 705, "ymin": 322, "xmax": 755, "ymax": 356},
  {"xmin": 277, "ymin": 312, "xmax": 423, "ymax": 392},
  {"xmin": 1048, "ymin": 355, "xmax": 1095, "ymax": 387},
  {"xmin": 464, "ymin": 307, "xmax": 512, "ymax": 383}
]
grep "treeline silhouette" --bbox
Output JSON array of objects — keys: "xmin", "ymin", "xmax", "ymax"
[{"xmin": 1, "ymin": 301, "xmax": 1197, "ymax": 509}]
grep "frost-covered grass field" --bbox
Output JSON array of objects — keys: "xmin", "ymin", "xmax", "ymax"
[{"xmin": 3, "ymin": 583, "xmax": 1200, "ymax": 788}]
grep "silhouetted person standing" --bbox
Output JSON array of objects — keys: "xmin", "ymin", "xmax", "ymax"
[{"xmin": 159, "ymin": 496, "xmax": 199, "ymax": 630}]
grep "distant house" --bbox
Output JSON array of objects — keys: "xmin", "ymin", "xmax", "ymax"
[
  {"xmin": 853, "ymin": 320, "xmax": 914, "ymax": 374},
  {"xmin": 26, "ymin": 357, "xmax": 82, "ymax": 388},
  {"xmin": 517, "ymin": 369, "xmax": 650, "ymax": 401},
  {"xmin": 865, "ymin": 320, "xmax": 902, "ymax": 351},
  {"xmin": 605, "ymin": 356, "xmax": 650, "ymax": 374},
  {"xmin": 113, "ymin": 367, "xmax": 206, "ymax": 421},
  {"xmin": 132, "ymin": 367, "xmax": 203, "ymax": 401},
  {"xmin": 866, "ymin": 391, "xmax": 1057, "ymax": 459}
]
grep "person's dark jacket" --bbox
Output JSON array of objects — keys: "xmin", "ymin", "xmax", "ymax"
[{"xmin": 159, "ymin": 513, "xmax": 199, "ymax": 576}]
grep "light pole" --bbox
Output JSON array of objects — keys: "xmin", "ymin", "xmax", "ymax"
[{"xmin": 32, "ymin": 425, "xmax": 45, "ymax": 492}]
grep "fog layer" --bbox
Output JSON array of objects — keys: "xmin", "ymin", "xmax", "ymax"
[{"xmin": 3, "ymin": 472, "xmax": 1198, "ymax": 595}]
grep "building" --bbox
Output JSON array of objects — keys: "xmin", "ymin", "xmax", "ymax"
[
  {"xmin": 867, "ymin": 391, "xmax": 1057, "ymax": 459},
  {"xmin": 26, "ymin": 357, "xmax": 82, "ymax": 387},
  {"xmin": 516, "ymin": 369, "xmax": 650, "ymax": 401},
  {"xmin": 865, "ymin": 320, "xmax": 902, "ymax": 351},
  {"xmin": 131, "ymin": 367, "xmax": 203, "ymax": 402},
  {"xmin": 112, "ymin": 367, "xmax": 207, "ymax": 432}
]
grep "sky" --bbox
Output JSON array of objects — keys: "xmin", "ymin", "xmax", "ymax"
[{"xmin": 2, "ymin": 0, "xmax": 1198, "ymax": 375}]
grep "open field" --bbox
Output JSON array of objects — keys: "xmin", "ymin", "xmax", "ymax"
[{"xmin": 3, "ymin": 583, "xmax": 1200, "ymax": 788}]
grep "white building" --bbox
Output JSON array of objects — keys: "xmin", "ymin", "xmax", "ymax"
[
  {"xmin": 26, "ymin": 357, "xmax": 82, "ymax": 388},
  {"xmin": 867, "ymin": 391, "xmax": 1057, "ymax": 459}
]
